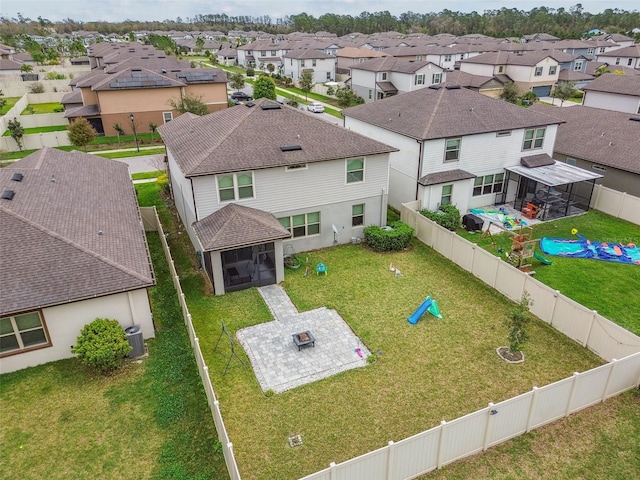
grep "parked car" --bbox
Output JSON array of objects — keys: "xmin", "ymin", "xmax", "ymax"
[
  {"xmin": 307, "ymin": 102, "xmax": 325, "ymax": 113},
  {"xmin": 230, "ymin": 91, "xmax": 253, "ymax": 102}
]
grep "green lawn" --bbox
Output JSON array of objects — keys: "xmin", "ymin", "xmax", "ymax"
[
  {"xmin": 458, "ymin": 211, "xmax": 640, "ymax": 335},
  {"xmin": 0, "ymin": 227, "xmax": 227, "ymax": 480},
  {"xmin": 1, "ymin": 97, "xmax": 20, "ymax": 115},
  {"xmin": 179, "ymin": 232, "xmax": 603, "ymax": 478},
  {"xmin": 20, "ymin": 103, "xmax": 64, "ymax": 114},
  {"xmin": 2, "ymin": 125, "xmax": 68, "ymax": 136}
]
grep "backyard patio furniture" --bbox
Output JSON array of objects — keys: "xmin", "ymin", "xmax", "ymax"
[{"xmin": 292, "ymin": 331, "xmax": 315, "ymax": 351}]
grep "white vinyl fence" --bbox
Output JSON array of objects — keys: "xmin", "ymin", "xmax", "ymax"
[
  {"xmin": 591, "ymin": 184, "xmax": 640, "ymax": 225},
  {"xmin": 140, "ymin": 207, "xmax": 241, "ymax": 480},
  {"xmin": 139, "ymin": 190, "xmax": 640, "ymax": 480}
]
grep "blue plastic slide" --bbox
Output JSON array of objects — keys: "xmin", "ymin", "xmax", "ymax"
[{"xmin": 408, "ymin": 296, "xmax": 432, "ymax": 325}]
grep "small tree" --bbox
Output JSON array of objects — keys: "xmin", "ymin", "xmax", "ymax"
[
  {"xmin": 113, "ymin": 122, "xmax": 125, "ymax": 145},
  {"xmin": 252, "ymin": 75, "xmax": 277, "ymax": 100},
  {"xmin": 20, "ymin": 64, "xmax": 33, "ymax": 73},
  {"xmin": 500, "ymin": 82, "xmax": 520, "ymax": 104},
  {"xmin": 8, "ymin": 118, "xmax": 25, "ymax": 150},
  {"xmin": 326, "ymin": 85, "xmax": 336, "ymax": 96},
  {"xmin": 68, "ymin": 117, "xmax": 97, "ymax": 151},
  {"xmin": 246, "ymin": 66, "xmax": 255, "ymax": 77},
  {"xmin": 505, "ymin": 292, "xmax": 533, "ymax": 355},
  {"xmin": 266, "ymin": 63, "xmax": 275, "ymax": 75},
  {"xmin": 168, "ymin": 93, "xmax": 208, "ymax": 115},
  {"xmin": 229, "ymin": 71, "xmax": 246, "ymax": 91},
  {"xmin": 552, "ymin": 80, "xmax": 578, "ymax": 106},
  {"xmin": 336, "ymin": 87, "xmax": 357, "ymax": 108},
  {"xmin": 29, "ymin": 82, "xmax": 45, "ymax": 94},
  {"xmin": 299, "ymin": 70, "xmax": 314, "ymax": 101},
  {"xmin": 149, "ymin": 121, "xmax": 158, "ymax": 141},
  {"xmin": 71, "ymin": 318, "xmax": 132, "ymax": 374}
]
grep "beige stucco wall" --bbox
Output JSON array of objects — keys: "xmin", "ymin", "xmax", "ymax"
[
  {"xmin": 0, "ymin": 289, "xmax": 154, "ymax": 374},
  {"xmin": 80, "ymin": 86, "xmax": 98, "ymax": 106}
]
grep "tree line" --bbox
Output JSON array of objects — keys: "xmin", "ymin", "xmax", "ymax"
[{"xmin": 1, "ymin": 6, "xmax": 639, "ymax": 40}]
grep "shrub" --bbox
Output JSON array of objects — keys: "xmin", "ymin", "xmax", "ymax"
[
  {"xmin": 419, "ymin": 204, "xmax": 461, "ymax": 231},
  {"xmin": 29, "ymin": 82, "xmax": 45, "ymax": 94},
  {"xmin": 157, "ymin": 173, "xmax": 170, "ymax": 193},
  {"xmin": 363, "ymin": 221, "xmax": 414, "ymax": 252},
  {"xmin": 71, "ymin": 318, "xmax": 132, "ymax": 374},
  {"xmin": 505, "ymin": 292, "xmax": 533, "ymax": 353},
  {"xmin": 246, "ymin": 66, "xmax": 255, "ymax": 77}
]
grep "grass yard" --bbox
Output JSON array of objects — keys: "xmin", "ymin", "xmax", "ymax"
[
  {"xmin": 0, "ymin": 208, "xmax": 227, "ymax": 479},
  {"xmin": 185, "ymin": 240, "xmax": 603, "ymax": 479},
  {"xmin": 20, "ymin": 102, "xmax": 64, "ymax": 114},
  {"xmin": 458, "ymin": 210, "xmax": 640, "ymax": 335},
  {"xmin": 2, "ymin": 125, "xmax": 68, "ymax": 136},
  {"xmin": 1, "ymin": 97, "xmax": 20, "ymax": 115}
]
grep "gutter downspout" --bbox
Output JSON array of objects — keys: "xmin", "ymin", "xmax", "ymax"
[{"xmin": 416, "ymin": 139, "xmax": 424, "ymax": 201}]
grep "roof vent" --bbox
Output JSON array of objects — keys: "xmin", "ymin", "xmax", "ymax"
[
  {"xmin": 429, "ymin": 84, "xmax": 442, "ymax": 90},
  {"xmin": 280, "ymin": 145, "xmax": 302, "ymax": 152},
  {"xmin": 1, "ymin": 189, "xmax": 15, "ymax": 200},
  {"xmin": 445, "ymin": 84, "xmax": 461, "ymax": 89},
  {"xmin": 630, "ymin": 116, "xmax": 640, "ymax": 122},
  {"xmin": 161, "ymin": 69, "xmax": 167, "ymax": 73},
  {"xmin": 10, "ymin": 172, "xmax": 23, "ymax": 182},
  {"xmin": 260, "ymin": 103, "xmax": 281, "ymax": 110},
  {"xmin": 245, "ymin": 101, "xmax": 256, "ymax": 108}
]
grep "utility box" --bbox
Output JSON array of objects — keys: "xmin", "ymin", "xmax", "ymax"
[
  {"xmin": 124, "ymin": 325, "xmax": 145, "ymax": 358},
  {"xmin": 462, "ymin": 213, "xmax": 484, "ymax": 232}
]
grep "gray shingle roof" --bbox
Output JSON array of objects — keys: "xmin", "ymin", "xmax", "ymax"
[
  {"xmin": 521, "ymin": 153, "xmax": 555, "ymax": 168},
  {"xmin": 582, "ymin": 74, "xmax": 640, "ymax": 96},
  {"xmin": 342, "ymin": 84, "xmax": 562, "ymax": 141},
  {"xmin": 529, "ymin": 104, "xmax": 640, "ymax": 175},
  {"xmin": 194, "ymin": 203, "xmax": 290, "ymax": 251},
  {"xmin": 461, "ymin": 50, "xmax": 559, "ymax": 66},
  {"xmin": 418, "ymin": 169, "xmax": 475, "ymax": 186},
  {"xmin": 158, "ymin": 98, "xmax": 398, "ymax": 177},
  {"xmin": 354, "ymin": 56, "xmax": 436, "ymax": 73},
  {"xmin": 0, "ymin": 148, "xmax": 155, "ymax": 315}
]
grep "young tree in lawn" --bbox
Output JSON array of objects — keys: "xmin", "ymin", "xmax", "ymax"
[
  {"xmin": 7, "ymin": 117, "xmax": 24, "ymax": 150},
  {"xmin": 335, "ymin": 87, "xmax": 357, "ymax": 108},
  {"xmin": 552, "ymin": 80, "xmax": 578, "ymax": 106},
  {"xmin": 266, "ymin": 63, "xmax": 275, "ymax": 76},
  {"xmin": 149, "ymin": 121, "xmax": 158, "ymax": 141},
  {"xmin": 168, "ymin": 93, "xmax": 208, "ymax": 116},
  {"xmin": 113, "ymin": 123, "xmax": 125, "ymax": 145},
  {"xmin": 229, "ymin": 71, "xmax": 246, "ymax": 91},
  {"xmin": 499, "ymin": 292, "xmax": 533, "ymax": 362},
  {"xmin": 299, "ymin": 70, "xmax": 314, "ymax": 101},
  {"xmin": 68, "ymin": 117, "xmax": 97, "ymax": 151},
  {"xmin": 500, "ymin": 82, "xmax": 520, "ymax": 104},
  {"xmin": 252, "ymin": 75, "xmax": 277, "ymax": 100}
]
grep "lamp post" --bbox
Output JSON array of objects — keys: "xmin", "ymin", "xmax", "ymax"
[{"xmin": 129, "ymin": 113, "xmax": 140, "ymax": 152}]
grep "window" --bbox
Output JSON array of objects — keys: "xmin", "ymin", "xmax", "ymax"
[
  {"xmin": 415, "ymin": 74, "xmax": 425, "ymax": 85},
  {"xmin": 496, "ymin": 130, "xmax": 512, "ymax": 137},
  {"xmin": 628, "ymin": 58, "xmax": 633, "ymax": 66},
  {"xmin": 444, "ymin": 54, "xmax": 452, "ymax": 62},
  {"xmin": 587, "ymin": 48, "xmax": 594, "ymax": 55},
  {"xmin": 565, "ymin": 157, "xmax": 577, "ymax": 166},
  {"xmin": 473, "ymin": 173, "xmax": 504, "ymax": 196},
  {"xmin": 599, "ymin": 47, "xmax": 605, "ymax": 53},
  {"xmin": 301, "ymin": 60, "xmax": 305, "ymax": 67},
  {"xmin": 592, "ymin": 164, "xmax": 607, "ymax": 172},
  {"xmin": 498, "ymin": 65, "xmax": 504, "ymax": 73},
  {"xmin": 574, "ymin": 60, "xmax": 584, "ymax": 71},
  {"xmin": 326, "ymin": 72, "xmax": 331, "ymax": 80},
  {"xmin": 1, "ymin": 311, "xmax": 49, "ymax": 355},
  {"xmin": 271, "ymin": 50, "xmax": 276, "ymax": 56},
  {"xmin": 549, "ymin": 65, "xmax": 557, "ymax": 75},
  {"xmin": 381, "ymin": 72, "xmax": 387, "ymax": 80},
  {"xmin": 285, "ymin": 164, "xmax": 308, "ymax": 171},
  {"xmin": 279, "ymin": 212, "xmax": 320, "ymax": 237},
  {"xmin": 163, "ymin": 111, "xmax": 173, "ymax": 123},
  {"xmin": 534, "ymin": 66, "xmax": 543, "ymax": 76},
  {"xmin": 217, "ymin": 172, "xmax": 254, "ymax": 202},
  {"xmin": 346, "ymin": 158, "xmax": 364, "ymax": 183},
  {"xmin": 260, "ymin": 51, "xmax": 266, "ymax": 57},
  {"xmin": 352, "ymin": 204, "xmax": 364, "ymax": 226},
  {"xmin": 441, "ymin": 184, "xmax": 453, "ymax": 206},
  {"xmin": 444, "ymin": 138, "xmax": 461, "ymax": 162},
  {"xmin": 615, "ymin": 57, "xmax": 620, "ymax": 65},
  {"xmin": 523, "ymin": 127, "xmax": 545, "ymax": 150},
  {"xmin": 432, "ymin": 73, "xmax": 442, "ymax": 84},
  {"xmin": 312, "ymin": 59, "xmax": 317, "ymax": 67},
  {"xmin": 416, "ymin": 55, "xmax": 423, "ymax": 61},
  {"xmin": 368, "ymin": 89, "xmax": 372, "ymax": 99}
]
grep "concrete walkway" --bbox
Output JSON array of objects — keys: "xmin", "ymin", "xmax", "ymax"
[{"xmin": 236, "ymin": 284, "xmax": 369, "ymax": 393}]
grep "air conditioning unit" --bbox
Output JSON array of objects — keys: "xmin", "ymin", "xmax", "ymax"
[{"xmin": 124, "ymin": 325, "xmax": 145, "ymax": 358}]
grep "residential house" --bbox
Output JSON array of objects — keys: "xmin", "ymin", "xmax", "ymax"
[
  {"xmin": 582, "ymin": 74, "xmax": 640, "ymax": 114},
  {"xmin": 596, "ymin": 45, "xmax": 640, "ymax": 69},
  {"xmin": 158, "ymin": 99, "xmax": 397, "ymax": 295},
  {"xmin": 589, "ymin": 33, "xmax": 636, "ymax": 50},
  {"xmin": 342, "ymin": 84, "xmax": 599, "ymax": 220},
  {"xmin": 349, "ymin": 57, "xmax": 445, "ymax": 102},
  {"xmin": 444, "ymin": 70, "xmax": 510, "ymax": 98},
  {"xmin": 549, "ymin": 51, "xmax": 591, "ymax": 89},
  {"xmin": 66, "ymin": 65, "xmax": 228, "ymax": 136},
  {"xmin": 521, "ymin": 33, "xmax": 560, "ymax": 43},
  {"xmin": 335, "ymin": 47, "xmax": 390, "ymax": 80},
  {"xmin": 282, "ymin": 48, "xmax": 335, "ymax": 83},
  {"xmin": 0, "ymin": 148, "xmax": 156, "ymax": 374},
  {"xmin": 550, "ymin": 39, "xmax": 598, "ymax": 59},
  {"xmin": 460, "ymin": 51, "xmax": 560, "ymax": 97},
  {"xmin": 530, "ymin": 104, "xmax": 640, "ymax": 197}
]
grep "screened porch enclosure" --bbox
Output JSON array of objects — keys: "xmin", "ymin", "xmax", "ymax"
[{"xmin": 221, "ymin": 242, "xmax": 276, "ymax": 292}]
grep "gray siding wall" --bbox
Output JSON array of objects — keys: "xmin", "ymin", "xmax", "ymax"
[
  {"xmin": 168, "ymin": 152, "xmax": 200, "ymax": 252},
  {"xmin": 556, "ymin": 154, "xmax": 640, "ymax": 198},
  {"xmin": 583, "ymin": 90, "xmax": 640, "ymax": 114}
]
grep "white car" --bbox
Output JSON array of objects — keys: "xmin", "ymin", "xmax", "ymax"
[{"xmin": 307, "ymin": 102, "xmax": 325, "ymax": 113}]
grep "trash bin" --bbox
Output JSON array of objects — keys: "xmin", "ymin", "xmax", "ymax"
[{"xmin": 124, "ymin": 325, "xmax": 145, "ymax": 358}]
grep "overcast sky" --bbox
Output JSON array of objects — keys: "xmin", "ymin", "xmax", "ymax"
[{"xmin": 1, "ymin": 0, "xmax": 638, "ymax": 24}]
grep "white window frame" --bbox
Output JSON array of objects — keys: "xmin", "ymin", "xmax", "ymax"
[
  {"xmin": 549, "ymin": 65, "xmax": 557, "ymax": 75},
  {"xmin": 312, "ymin": 59, "xmax": 317, "ymax": 67},
  {"xmin": 432, "ymin": 73, "xmax": 442, "ymax": 84},
  {"xmin": 271, "ymin": 50, "xmax": 276, "ymax": 56},
  {"xmin": 346, "ymin": 157, "xmax": 365, "ymax": 183},
  {"xmin": 498, "ymin": 65, "xmax": 504, "ymax": 73},
  {"xmin": 565, "ymin": 157, "xmax": 577, "ymax": 166},
  {"xmin": 416, "ymin": 55, "xmax": 423, "ymax": 61},
  {"xmin": 444, "ymin": 138, "xmax": 461, "ymax": 162},
  {"xmin": 444, "ymin": 54, "xmax": 452, "ymax": 62},
  {"xmin": 592, "ymin": 164, "xmax": 607, "ymax": 172},
  {"xmin": 440, "ymin": 184, "xmax": 453, "ymax": 206},
  {"xmin": 352, "ymin": 204, "xmax": 364, "ymax": 227},
  {"xmin": 285, "ymin": 164, "xmax": 308, "ymax": 172},
  {"xmin": 278, "ymin": 212, "xmax": 320, "ymax": 238},
  {"xmin": 414, "ymin": 74, "xmax": 425, "ymax": 85},
  {"xmin": 163, "ymin": 111, "xmax": 173, "ymax": 123},
  {"xmin": 615, "ymin": 57, "xmax": 620, "ymax": 65},
  {"xmin": 301, "ymin": 60, "xmax": 305, "ymax": 67},
  {"xmin": 496, "ymin": 130, "xmax": 512, "ymax": 137},
  {"xmin": 473, "ymin": 173, "xmax": 504, "ymax": 197},
  {"xmin": 380, "ymin": 72, "xmax": 387, "ymax": 81},
  {"xmin": 534, "ymin": 66, "xmax": 543, "ymax": 76},
  {"xmin": 587, "ymin": 48, "xmax": 594, "ymax": 55},
  {"xmin": 260, "ymin": 51, "xmax": 266, "ymax": 57},
  {"xmin": 523, "ymin": 127, "xmax": 546, "ymax": 150},
  {"xmin": 0, "ymin": 311, "xmax": 50, "ymax": 356},
  {"xmin": 217, "ymin": 172, "xmax": 254, "ymax": 202},
  {"xmin": 574, "ymin": 60, "xmax": 584, "ymax": 71}
]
